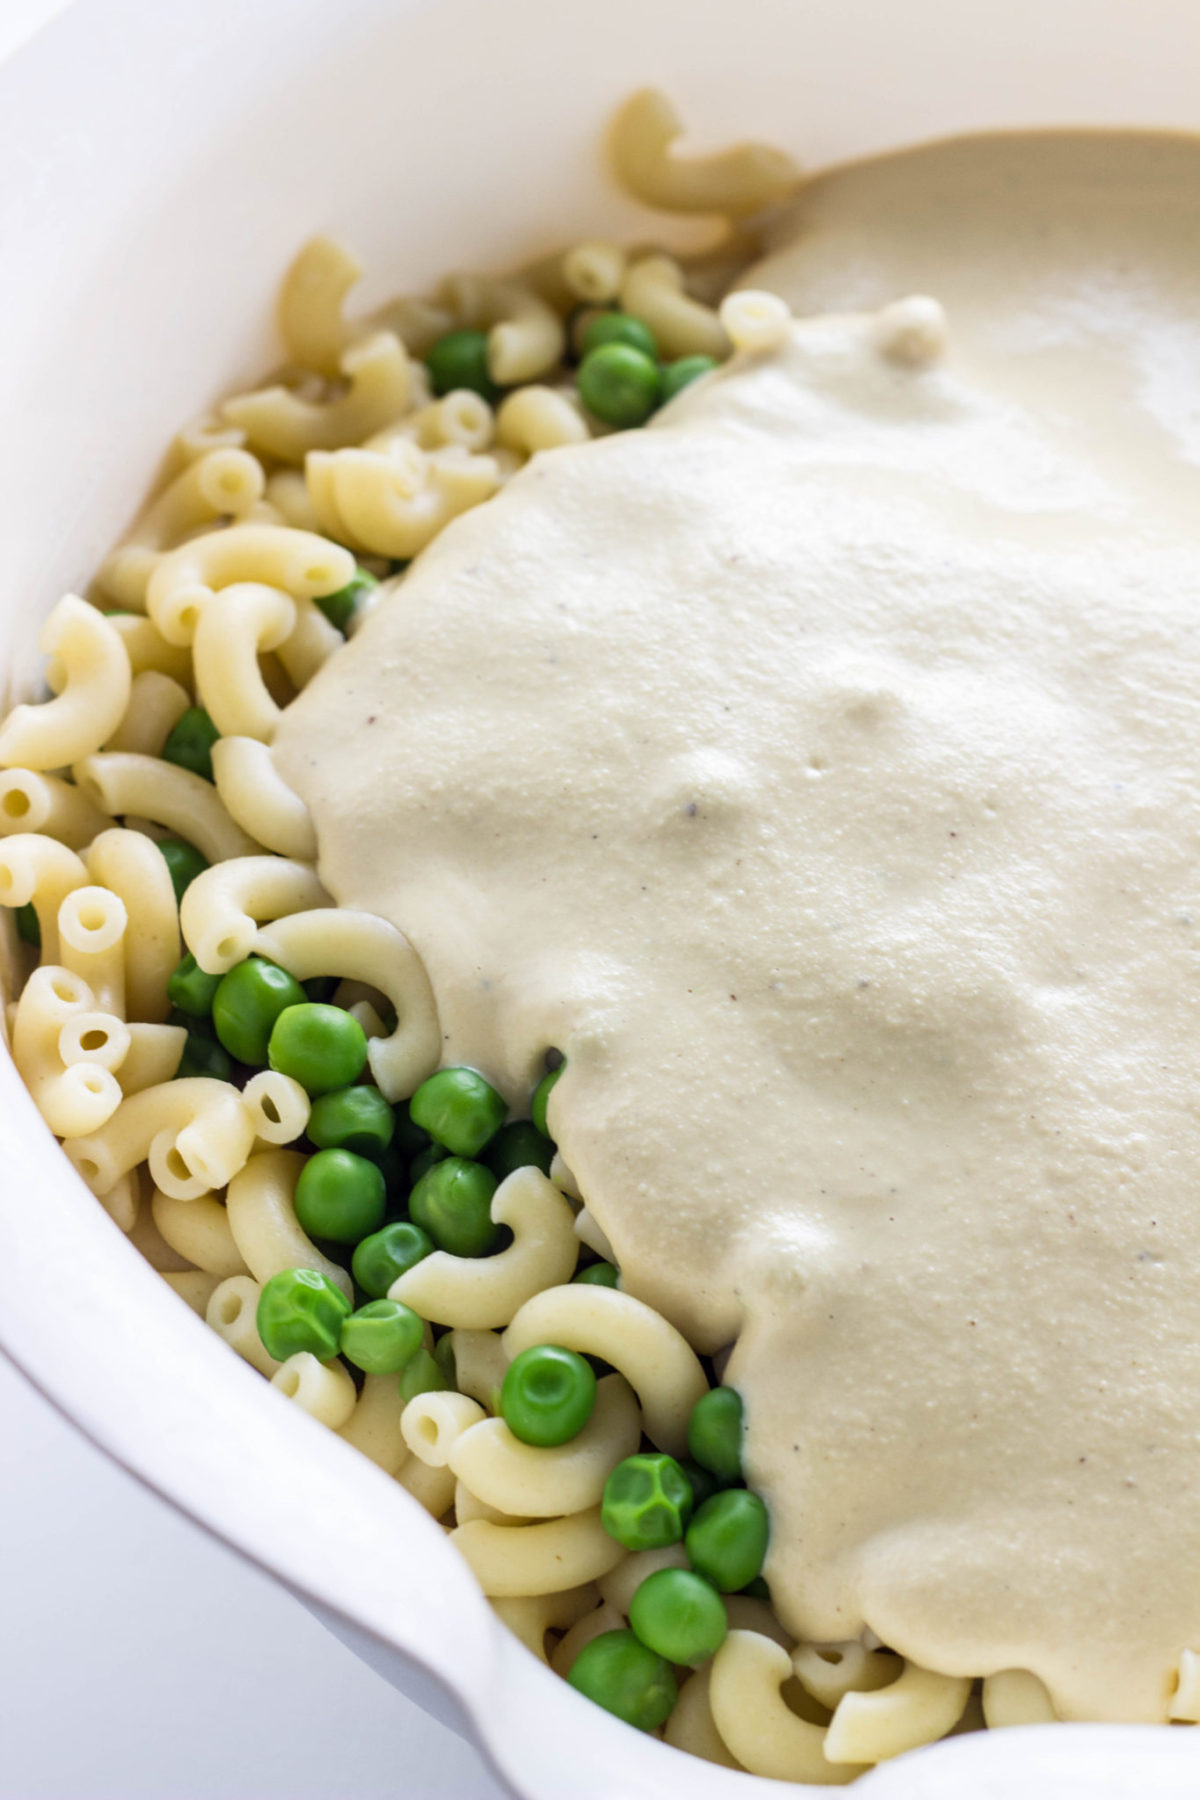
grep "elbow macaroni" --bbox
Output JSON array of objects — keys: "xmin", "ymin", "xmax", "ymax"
[
  {"xmin": 191, "ymin": 583, "xmax": 296, "ymax": 741},
  {"xmin": 502, "ymin": 1284, "xmax": 707, "ymax": 1458},
  {"xmin": 224, "ymin": 1149, "xmax": 351, "ymax": 1300},
  {"xmin": 448, "ymin": 1374, "xmax": 641, "ymax": 1519},
  {"xmin": 608, "ymin": 87, "xmax": 799, "ymax": 218},
  {"xmin": 389, "ymin": 1166, "xmax": 578, "ymax": 1329},
  {"xmin": 252, "ymin": 907, "xmax": 441, "ymax": 1101},
  {"xmin": 181, "ymin": 856, "xmax": 329, "ymax": 975},
  {"xmin": 210, "ymin": 736, "xmax": 318, "ymax": 862},
  {"xmin": 0, "ymin": 598, "xmax": 131, "ymax": 772}
]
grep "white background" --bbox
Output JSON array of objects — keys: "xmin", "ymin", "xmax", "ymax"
[{"xmin": 0, "ymin": 3, "xmax": 498, "ymax": 1794}]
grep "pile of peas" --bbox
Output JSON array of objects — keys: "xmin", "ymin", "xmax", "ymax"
[
  {"xmin": 566, "ymin": 1386, "xmax": 769, "ymax": 1732},
  {"xmin": 163, "ymin": 900, "xmax": 574, "ymax": 1387},
  {"xmin": 425, "ymin": 309, "xmax": 720, "ymax": 431}
]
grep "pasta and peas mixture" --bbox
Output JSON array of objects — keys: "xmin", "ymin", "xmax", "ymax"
[{"xmin": 0, "ymin": 91, "xmax": 1076, "ymax": 1781}]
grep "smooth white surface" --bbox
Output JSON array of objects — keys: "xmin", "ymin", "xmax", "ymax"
[{"xmin": 0, "ymin": 1352, "xmax": 505, "ymax": 1799}]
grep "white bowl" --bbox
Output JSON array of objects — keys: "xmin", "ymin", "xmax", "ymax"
[{"xmin": 1, "ymin": 2, "xmax": 1199, "ymax": 1794}]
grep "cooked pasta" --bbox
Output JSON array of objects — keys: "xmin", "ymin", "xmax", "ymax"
[
  {"xmin": 0, "ymin": 598, "xmax": 131, "ymax": 771},
  {"xmin": 0, "ymin": 91, "xmax": 1123, "ymax": 1786},
  {"xmin": 390, "ymin": 1166, "xmax": 578, "ymax": 1329}
]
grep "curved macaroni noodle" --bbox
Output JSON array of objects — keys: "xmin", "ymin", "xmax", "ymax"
[
  {"xmin": 210, "ymin": 736, "xmax": 318, "ymax": 862},
  {"xmin": 450, "ymin": 1505, "xmax": 625, "ymax": 1598},
  {"xmin": 390, "ymin": 1166, "xmax": 578, "ymax": 1329},
  {"xmin": 146, "ymin": 524, "xmax": 353, "ymax": 648},
  {"xmin": 665, "ymin": 1667, "xmax": 743, "ymax": 1770},
  {"xmin": 709, "ymin": 1631, "xmax": 860, "ymax": 1785},
  {"xmin": 223, "ymin": 332, "xmax": 415, "ymax": 462},
  {"xmin": 337, "ymin": 1372, "xmax": 410, "ymax": 1476},
  {"xmin": 0, "ymin": 834, "xmax": 88, "ymax": 962},
  {"xmin": 192, "ymin": 583, "xmax": 296, "ymax": 741},
  {"xmin": 104, "ymin": 669, "xmax": 191, "ymax": 757},
  {"xmin": 73, "ymin": 754, "xmax": 258, "ymax": 863},
  {"xmin": 224, "ymin": 1148, "xmax": 351, "ymax": 1299},
  {"xmin": 449, "ymin": 1374, "xmax": 640, "ymax": 1520},
  {"xmin": 823, "ymin": 1663, "xmax": 973, "ymax": 1766},
  {"xmin": 181, "ymin": 856, "xmax": 329, "ymax": 975},
  {"xmin": 619, "ymin": 254, "xmax": 730, "ymax": 360},
  {"xmin": 151, "ymin": 1189, "xmax": 248, "ymax": 1278},
  {"xmin": 401, "ymin": 1392, "xmax": 488, "ymax": 1468},
  {"xmin": 608, "ymin": 87, "xmax": 799, "ymax": 217},
  {"xmin": 0, "ymin": 598, "xmax": 131, "ymax": 771},
  {"xmin": 63, "ymin": 1076, "xmax": 255, "ymax": 1201},
  {"xmin": 502, "ymin": 1283, "xmax": 707, "ymax": 1458},
  {"xmin": 278, "ymin": 236, "xmax": 363, "ymax": 379},
  {"xmin": 0, "ymin": 769, "xmax": 110, "ymax": 850},
  {"xmin": 57, "ymin": 884, "xmax": 127, "ymax": 1017},
  {"xmin": 495, "ymin": 387, "xmax": 588, "ymax": 457},
  {"xmin": 98, "ymin": 447, "xmax": 265, "ymax": 609},
  {"xmin": 206, "ymin": 1274, "xmax": 281, "ymax": 1377},
  {"xmin": 492, "ymin": 1584, "xmax": 601, "ymax": 1668},
  {"xmin": 252, "ymin": 908, "xmax": 440, "ymax": 1102},
  {"xmin": 792, "ymin": 1642, "xmax": 904, "ymax": 1711},
  {"xmin": 85, "ymin": 828, "xmax": 181, "ymax": 1024},
  {"xmin": 117, "ymin": 1021, "xmax": 188, "ymax": 1094},
  {"xmin": 271, "ymin": 1351, "xmax": 357, "ymax": 1429}
]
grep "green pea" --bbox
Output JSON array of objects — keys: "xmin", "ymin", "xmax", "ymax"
[
  {"xmin": 175, "ymin": 1031, "xmax": 233, "ymax": 1082},
  {"xmin": 629, "ymin": 1567, "xmax": 728, "ymax": 1667},
  {"xmin": 408, "ymin": 1156, "xmax": 499, "ymax": 1257},
  {"xmin": 268, "ymin": 1003, "xmax": 369, "ymax": 1096},
  {"xmin": 409, "ymin": 1066, "xmax": 507, "ymax": 1157},
  {"xmin": 531, "ymin": 1064, "xmax": 563, "ymax": 1138},
  {"xmin": 577, "ymin": 344, "xmax": 662, "ymax": 428},
  {"xmin": 501, "ymin": 1344, "xmax": 596, "ymax": 1447},
  {"xmin": 688, "ymin": 1386, "xmax": 744, "ymax": 1484},
  {"xmin": 352, "ymin": 1220, "xmax": 435, "ymax": 1299},
  {"xmin": 15, "ymin": 902, "xmax": 40, "ymax": 947},
  {"xmin": 678, "ymin": 1457, "xmax": 721, "ymax": 1511},
  {"xmin": 567, "ymin": 1630, "xmax": 676, "ymax": 1732},
  {"xmin": 399, "ymin": 1345, "xmax": 448, "ymax": 1402},
  {"xmin": 157, "ymin": 838, "xmax": 208, "ymax": 906},
  {"xmin": 484, "ymin": 1120, "xmax": 554, "ymax": 1181},
  {"xmin": 340, "ymin": 1298, "xmax": 424, "ymax": 1374},
  {"xmin": 602, "ymin": 1453, "xmax": 694, "ymax": 1551},
  {"xmin": 166, "ymin": 952, "xmax": 221, "ymax": 1020},
  {"xmin": 661, "ymin": 354, "xmax": 719, "ymax": 403},
  {"xmin": 409, "ymin": 1142, "xmax": 448, "ymax": 1184},
  {"xmin": 161, "ymin": 705, "xmax": 219, "ymax": 782},
  {"xmin": 573, "ymin": 1261, "xmax": 620, "ymax": 1288},
  {"xmin": 685, "ymin": 1488, "xmax": 769, "ymax": 1592},
  {"xmin": 425, "ymin": 329, "xmax": 501, "ymax": 403},
  {"xmin": 294, "ymin": 1148, "xmax": 386, "ymax": 1245},
  {"xmin": 257, "ymin": 1267, "xmax": 351, "ymax": 1362},
  {"xmin": 212, "ymin": 957, "xmax": 306, "ymax": 1065},
  {"xmin": 308, "ymin": 1084, "xmax": 395, "ymax": 1159},
  {"xmin": 315, "ymin": 566, "xmax": 378, "ymax": 633},
  {"xmin": 580, "ymin": 311, "xmax": 658, "ymax": 360},
  {"xmin": 741, "ymin": 1574, "xmax": 771, "ymax": 1602}
]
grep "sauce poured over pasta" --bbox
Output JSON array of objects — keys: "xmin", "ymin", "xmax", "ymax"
[{"xmin": 274, "ymin": 132, "xmax": 1200, "ymax": 1721}]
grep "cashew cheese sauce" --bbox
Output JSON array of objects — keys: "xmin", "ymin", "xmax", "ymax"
[{"xmin": 274, "ymin": 133, "xmax": 1200, "ymax": 1720}]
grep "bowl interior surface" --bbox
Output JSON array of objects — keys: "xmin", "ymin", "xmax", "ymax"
[{"xmin": 2, "ymin": 1, "xmax": 1199, "ymax": 1794}]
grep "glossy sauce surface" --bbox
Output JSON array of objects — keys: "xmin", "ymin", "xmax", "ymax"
[{"xmin": 275, "ymin": 134, "xmax": 1200, "ymax": 1719}]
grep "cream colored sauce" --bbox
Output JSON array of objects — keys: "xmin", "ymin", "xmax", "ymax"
[{"xmin": 274, "ymin": 133, "xmax": 1200, "ymax": 1722}]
